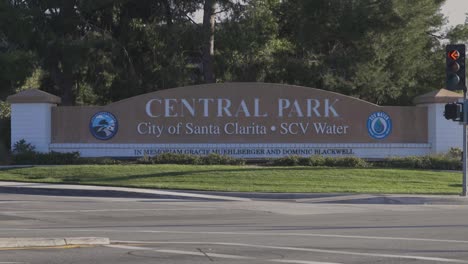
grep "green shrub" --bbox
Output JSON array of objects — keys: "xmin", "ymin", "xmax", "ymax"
[
  {"xmin": 10, "ymin": 140, "xmax": 125, "ymax": 165},
  {"xmin": 307, "ymin": 156, "xmax": 327, "ymax": 166},
  {"xmin": 152, "ymin": 153, "xmax": 201, "ymax": 165},
  {"xmin": 269, "ymin": 155, "xmax": 301, "ymax": 166},
  {"xmin": 12, "ymin": 139, "xmax": 35, "ymax": 154},
  {"xmin": 446, "ymin": 147, "xmax": 462, "ymax": 160},
  {"xmin": 137, "ymin": 152, "xmax": 245, "ymax": 165},
  {"xmin": 379, "ymin": 155, "xmax": 461, "ymax": 170},
  {"xmin": 324, "ymin": 156, "xmax": 368, "ymax": 168},
  {"xmin": 426, "ymin": 155, "xmax": 461, "ymax": 170},
  {"xmin": 199, "ymin": 153, "xmax": 245, "ymax": 165},
  {"xmin": 136, "ymin": 155, "xmax": 153, "ymax": 164},
  {"xmin": 78, "ymin": 157, "xmax": 122, "ymax": 165},
  {"xmin": 269, "ymin": 155, "xmax": 368, "ymax": 168},
  {"xmin": 13, "ymin": 151, "xmax": 80, "ymax": 165}
]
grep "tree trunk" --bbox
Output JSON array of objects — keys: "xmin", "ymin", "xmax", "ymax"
[
  {"xmin": 56, "ymin": 0, "xmax": 76, "ymax": 106},
  {"xmin": 60, "ymin": 66, "xmax": 75, "ymax": 106},
  {"xmin": 202, "ymin": 0, "xmax": 216, "ymax": 83},
  {"xmin": 50, "ymin": 62, "xmax": 75, "ymax": 106},
  {"xmin": 162, "ymin": 0, "xmax": 173, "ymax": 26}
]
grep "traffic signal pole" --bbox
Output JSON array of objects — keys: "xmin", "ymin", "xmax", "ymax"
[
  {"xmin": 463, "ymin": 91, "xmax": 467, "ymax": 197},
  {"xmin": 445, "ymin": 44, "xmax": 467, "ymax": 196}
]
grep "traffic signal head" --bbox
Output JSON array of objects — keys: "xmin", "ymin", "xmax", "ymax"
[
  {"xmin": 446, "ymin": 44, "xmax": 466, "ymax": 91},
  {"xmin": 444, "ymin": 102, "xmax": 464, "ymax": 121}
]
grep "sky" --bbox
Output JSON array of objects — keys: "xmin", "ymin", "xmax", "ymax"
[{"xmin": 441, "ymin": 0, "xmax": 468, "ymax": 26}]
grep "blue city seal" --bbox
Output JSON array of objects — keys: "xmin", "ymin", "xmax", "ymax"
[
  {"xmin": 367, "ymin": 111, "xmax": 392, "ymax": 139},
  {"xmin": 89, "ymin": 112, "xmax": 118, "ymax": 140}
]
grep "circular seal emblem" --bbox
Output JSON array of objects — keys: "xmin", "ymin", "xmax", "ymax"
[
  {"xmin": 367, "ymin": 111, "xmax": 392, "ymax": 139},
  {"xmin": 89, "ymin": 112, "xmax": 118, "ymax": 140}
]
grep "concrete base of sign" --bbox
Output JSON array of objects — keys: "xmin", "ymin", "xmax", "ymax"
[{"xmin": 50, "ymin": 143, "xmax": 431, "ymax": 159}]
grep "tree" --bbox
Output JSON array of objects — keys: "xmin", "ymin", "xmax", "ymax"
[
  {"xmin": 0, "ymin": 0, "xmax": 36, "ymax": 99},
  {"xmin": 275, "ymin": 0, "xmax": 447, "ymax": 105},
  {"xmin": 0, "ymin": 0, "xmax": 452, "ymax": 107},
  {"xmin": 215, "ymin": 0, "xmax": 288, "ymax": 82}
]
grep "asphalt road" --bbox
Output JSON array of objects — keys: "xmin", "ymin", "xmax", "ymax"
[{"xmin": 1, "ymin": 189, "xmax": 468, "ymax": 264}]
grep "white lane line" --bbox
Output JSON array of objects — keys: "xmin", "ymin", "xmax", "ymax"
[
  {"xmin": 271, "ymin": 260, "xmax": 342, "ymax": 264},
  {"xmin": 1, "ymin": 208, "xmax": 217, "ymax": 214},
  {"xmin": 1, "ymin": 228, "xmax": 468, "ymax": 244},
  {"xmin": 107, "ymin": 245, "xmax": 150, "ymax": 250},
  {"xmin": 131, "ymin": 230, "xmax": 468, "ymax": 244},
  {"xmin": 95, "ymin": 229, "xmax": 468, "ymax": 244},
  {"xmin": 159, "ymin": 249, "xmax": 252, "ymax": 259},
  {"xmin": 107, "ymin": 245, "xmax": 250, "ymax": 259},
  {"xmin": 113, "ymin": 241, "xmax": 468, "ymax": 263},
  {"xmin": 107, "ymin": 245, "xmax": 342, "ymax": 264}
]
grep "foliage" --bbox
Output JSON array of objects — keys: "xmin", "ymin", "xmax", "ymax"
[
  {"xmin": 199, "ymin": 153, "xmax": 245, "ymax": 165},
  {"xmin": 77, "ymin": 157, "xmax": 123, "ymax": 165},
  {"xmin": 12, "ymin": 139, "xmax": 35, "ymax": 154},
  {"xmin": 269, "ymin": 155, "xmax": 368, "ymax": 168},
  {"xmin": 138, "ymin": 153, "xmax": 200, "ymax": 165},
  {"xmin": 270, "ymin": 154, "xmax": 460, "ymax": 170},
  {"xmin": 10, "ymin": 139, "xmax": 123, "ymax": 165},
  {"xmin": 0, "ymin": 0, "xmax": 37, "ymax": 98},
  {"xmin": 7, "ymin": 139, "xmax": 464, "ymax": 170},
  {"xmin": 11, "ymin": 140, "xmax": 77, "ymax": 165},
  {"xmin": 137, "ymin": 152, "xmax": 245, "ymax": 165},
  {"xmin": 11, "ymin": 150, "xmax": 124, "ymax": 165},
  {"xmin": 275, "ymin": 0, "xmax": 446, "ymax": 105},
  {"xmin": 446, "ymin": 24, "xmax": 468, "ymax": 44},
  {"xmin": 12, "ymin": 151, "xmax": 81, "ymax": 165},
  {"xmin": 0, "ymin": 0, "xmax": 453, "ymax": 108},
  {"xmin": 446, "ymin": 147, "xmax": 462, "ymax": 160},
  {"xmin": 377, "ymin": 155, "xmax": 461, "ymax": 171},
  {"xmin": 324, "ymin": 157, "xmax": 369, "ymax": 168},
  {"xmin": 0, "ymin": 101, "xmax": 10, "ymax": 119},
  {"xmin": 215, "ymin": 0, "xmax": 286, "ymax": 82}
]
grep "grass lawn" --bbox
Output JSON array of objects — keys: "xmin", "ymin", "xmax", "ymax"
[{"xmin": 0, "ymin": 165, "xmax": 462, "ymax": 194}]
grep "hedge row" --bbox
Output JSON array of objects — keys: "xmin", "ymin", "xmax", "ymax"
[
  {"xmin": 268, "ymin": 155, "xmax": 369, "ymax": 168},
  {"xmin": 269, "ymin": 155, "xmax": 461, "ymax": 170},
  {"xmin": 137, "ymin": 153, "xmax": 246, "ymax": 165},
  {"xmin": 376, "ymin": 156, "xmax": 461, "ymax": 171},
  {"xmin": 9, "ymin": 152, "xmax": 462, "ymax": 170},
  {"xmin": 12, "ymin": 151, "xmax": 121, "ymax": 165},
  {"xmin": 7, "ymin": 139, "xmax": 463, "ymax": 169},
  {"xmin": 11, "ymin": 150, "xmax": 247, "ymax": 166}
]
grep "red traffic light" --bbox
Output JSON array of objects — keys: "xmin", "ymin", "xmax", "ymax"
[
  {"xmin": 448, "ymin": 50, "xmax": 460, "ymax": 60},
  {"xmin": 446, "ymin": 44, "xmax": 466, "ymax": 91}
]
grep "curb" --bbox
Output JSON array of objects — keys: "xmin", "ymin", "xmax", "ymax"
[
  {"xmin": 0, "ymin": 181, "xmax": 467, "ymax": 204},
  {"xmin": 0, "ymin": 181, "xmax": 251, "ymax": 201},
  {"xmin": 0, "ymin": 237, "xmax": 110, "ymax": 248}
]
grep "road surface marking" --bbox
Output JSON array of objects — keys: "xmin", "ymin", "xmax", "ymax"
[
  {"xmin": 108, "ymin": 244, "xmax": 250, "ymax": 259},
  {"xmin": 107, "ymin": 244, "xmax": 342, "ymax": 264},
  {"xmin": 113, "ymin": 241, "xmax": 468, "ymax": 263},
  {"xmin": 1, "ymin": 228, "xmax": 468, "ymax": 244},
  {"xmin": 104, "ymin": 229, "xmax": 468, "ymax": 244},
  {"xmin": 1, "ymin": 208, "xmax": 217, "ymax": 214}
]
